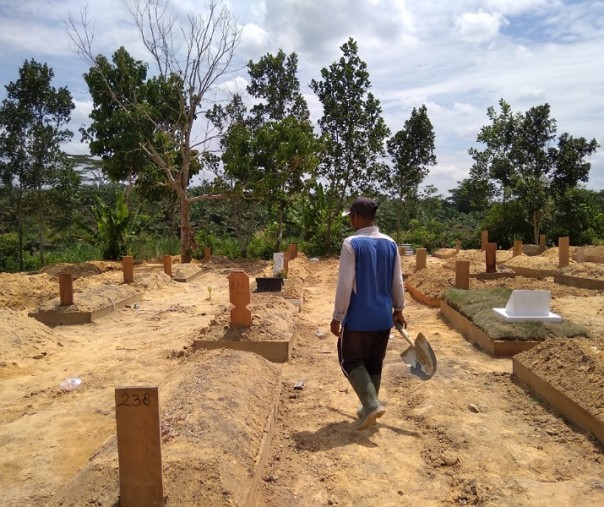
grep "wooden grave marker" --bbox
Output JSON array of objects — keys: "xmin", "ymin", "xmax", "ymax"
[
  {"xmin": 59, "ymin": 273, "xmax": 74, "ymax": 306},
  {"xmin": 480, "ymin": 230, "xmax": 488, "ymax": 251},
  {"xmin": 163, "ymin": 255, "xmax": 172, "ymax": 277},
  {"xmin": 486, "ymin": 242, "xmax": 497, "ymax": 273},
  {"xmin": 455, "ymin": 260, "xmax": 470, "ymax": 289},
  {"xmin": 115, "ymin": 386, "xmax": 164, "ymax": 507},
  {"xmin": 123, "ymin": 256, "xmax": 134, "ymax": 284},
  {"xmin": 558, "ymin": 236, "xmax": 570, "ymax": 268},
  {"xmin": 416, "ymin": 248, "xmax": 427, "ymax": 270},
  {"xmin": 229, "ymin": 271, "xmax": 252, "ymax": 327}
]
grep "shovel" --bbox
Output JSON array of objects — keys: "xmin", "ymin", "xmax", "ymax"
[{"xmin": 395, "ymin": 322, "xmax": 437, "ymax": 381}]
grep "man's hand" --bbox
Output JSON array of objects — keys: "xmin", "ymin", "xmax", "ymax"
[
  {"xmin": 393, "ymin": 310, "xmax": 407, "ymax": 328},
  {"xmin": 330, "ymin": 319, "xmax": 341, "ymax": 337}
]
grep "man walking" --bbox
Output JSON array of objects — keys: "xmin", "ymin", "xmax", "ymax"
[{"xmin": 330, "ymin": 197, "xmax": 406, "ymax": 430}]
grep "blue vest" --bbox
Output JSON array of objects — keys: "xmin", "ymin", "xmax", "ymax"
[{"xmin": 343, "ymin": 236, "xmax": 398, "ymax": 331}]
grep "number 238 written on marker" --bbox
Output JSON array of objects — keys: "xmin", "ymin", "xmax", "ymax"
[{"xmin": 117, "ymin": 392, "xmax": 152, "ymax": 407}]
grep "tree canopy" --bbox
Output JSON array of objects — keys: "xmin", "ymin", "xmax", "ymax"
[
  {"xmin": 310, "ymin": 37, "xmax": 390, "ymax": 250},
  {"xmin": 386, "ymin": 104, "xmax": 436, "ymax": 241},
  {"xmin": 68, "ymin": 0, "xmax": 241, "ymax": 262},
  {"xmin": 0, "ymin": 59, "xmax": 76, "ymax": 269},
  {"xmin": 468, "ymin": 99, "xmax": 599, "ymax": 243}
]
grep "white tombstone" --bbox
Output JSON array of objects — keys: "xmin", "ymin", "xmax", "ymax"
[
  {"xmin": 273, "ymin": 252, "xmax": 285, "ymax": 276},
  {"xmin": 492, "ymin": 290, "xmax": 562, "ymax": 322}
]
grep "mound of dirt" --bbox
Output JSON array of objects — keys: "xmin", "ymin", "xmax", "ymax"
[
  {"xmin": 515, "ymin": 338, "xmax": 604, "ymax": 419},
  {"xmin": 585, "ymin": 245, "xmax": 604, "ymax": 257},
  {"xmin": 39, "ymin": 261, "xmax": 121, "ymax": 278},
  {"xmin": 0, "ymin": 272, "xmax": 58, "ymax": 311},
  {"xmin": 198, "ymin": 292, "xmax": 298, "ymax": 342},
  {"xmin": 35, "ymin": 284, "xmax": 140, "ymax": 314},
  {"xmin": 172, "ymin": 262, "xmax": 203, "ymax": 280},
  {"xmin": 504, "ymin": 249, "xmax": 572, "ymax": 270},
  {"xmin": 559, "ymin": 263, "xmax": 604, "ymax": 281},
  {"xmin": 0, "ymin": 308, "xmax": 61, "ymax": 366},
  {"xmin": 132, "ymin": 271, "xmax": 174, "ymax": 290},
  {"xmin": 50, "ymin": 348, "xmax": 282, "ymax": 506}
]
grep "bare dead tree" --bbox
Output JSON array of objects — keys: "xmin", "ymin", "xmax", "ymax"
[{"xmin": 66, "ymin": 0, "xmax": 242, "ymax": 262}]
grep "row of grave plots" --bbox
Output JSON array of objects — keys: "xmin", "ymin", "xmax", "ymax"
[
  {"xmin": 5, "ymin": 249, "xmax": 306, "ymax": 506},
  {"xmin": 402, "ymin": 244, "xmax": 604, "ymax": 449}
]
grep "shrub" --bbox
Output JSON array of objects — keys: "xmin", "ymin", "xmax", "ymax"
[
  {"xmin": 130, "ymin": 234, "xmax": 179, "ymax": 260},
  {"xmin": 0, "ymin": 233, "xmax": 20, "ymax": 272}
]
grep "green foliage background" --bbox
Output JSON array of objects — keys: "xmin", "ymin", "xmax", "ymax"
[{"xmin": 0, "ymin": 38, "xmax": 601, "ymax": 272}]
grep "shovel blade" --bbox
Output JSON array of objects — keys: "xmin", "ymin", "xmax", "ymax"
[{"xmin": 400, "ymin": 332, "xmax": 437, "ymax": 381}]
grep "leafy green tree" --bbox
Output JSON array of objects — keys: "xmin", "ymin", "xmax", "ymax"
[
  {"xmin": 386, "ymin": 105, "xmax": 436, "ymax": 242},
  {"xmin": 79, "ymin": 48, "xmax": 160, "ymax": 186},
  {"xmin": 469, "ymin": 99, "xmax": 519, "ymax": 202},
  {"xmin": 0, "ymin": 59, "xmax": 76, "ymax": 270},
  {"xmin": 246, "ymin": 50, "xmax": 321, "ymax": 251},
  {"xmin": 310, "ymin": 38, "xmax": 390, "ymax": 252},
  {"xmin": 451, "ymin": 147, "xmax": 498, "ymax": 214},
  {"xmin": 208, "ymin": 50, "xmax": 322, "ymax": 252},
  {"xmin": 251, "ymin": 118, "xmax": 321, "ymax": 251},
  {"xmin": 247, "ymin": 50, "xmax": 310, "ymax": 124},
  {"xmin": 472, "ymin": 99, "xmax": 599, "ymax": 243},
  {"xmin": 549, "ymin": 188, "xmax": 604, "ymax": 245},
  {"xmin": 68, "ymin": 0, "xmax": 241, "ymax": 262},
  {"xmin": 206, "ymin": 93, "xmax": 252, "ymax": 185},
  {"xmin": 481, "ymin": 200, "xmax": 532, "ymax": 248}
]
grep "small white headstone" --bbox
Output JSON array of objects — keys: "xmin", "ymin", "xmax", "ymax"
[
  {"xmin": 273, "ymin": 252, "xmax": 284, "ymax": 276},
  {"xmin": 493, "ymin": 290, "xmax": 562, "ymax": 322}
]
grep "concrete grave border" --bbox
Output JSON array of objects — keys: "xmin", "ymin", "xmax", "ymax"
[
  {"xmin": 193, "ymin": 331, "xmax": 298, "ymax": 363},
  {"xmin": 29, "ymin": 293, "xmax": 142, "ymax": 326},
  {"xmin": 172, "ymin": 269, "xmax": 204, "ymax": 283},
  {"xmin": 513, "ymin": 356, "xmax": 604, "ymax": 447},
  {"xmin": 554, "ymin": 273, "xmax": 604, "ymax": 290},
  {"xmin": 505, "ymin": 266, "xmax": 557, "ymax": 279},
  {"xmin": 405, "ymin": 283, "xmax": 441, "ymax": 307}
]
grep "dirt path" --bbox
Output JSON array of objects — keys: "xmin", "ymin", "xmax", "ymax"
[{"xmin": 258, "ymin": 258, "xmax": 604, "ymax": 506}]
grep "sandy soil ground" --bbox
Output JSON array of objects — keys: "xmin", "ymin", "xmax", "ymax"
[{"xmin": 0, "ymin": 250, "xmax": 603, "ymax": 506}]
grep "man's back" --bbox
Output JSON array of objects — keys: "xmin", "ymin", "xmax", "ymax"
[{"xmin": 344, "ymin": 228, "xmax": 398, "ymax": 331}]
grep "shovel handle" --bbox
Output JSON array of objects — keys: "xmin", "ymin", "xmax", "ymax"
[{"xmin": 394, "ymin": 322, "xmax": 415, "ymax": 347}]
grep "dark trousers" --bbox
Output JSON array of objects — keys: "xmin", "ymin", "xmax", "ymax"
[{"xmin": 337, "ymin": 327, "xmax": 390, "ymax": 376}]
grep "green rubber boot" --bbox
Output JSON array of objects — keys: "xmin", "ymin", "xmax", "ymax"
[
  {"xmin": 348, "ymin": 367, "xmax": 385, "ymax": 430},
  {"xmin": 357, "ymin": 375, "xmax": 381, "ymax": 419}
]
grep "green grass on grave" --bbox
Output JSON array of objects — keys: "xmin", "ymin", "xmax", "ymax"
[{"xmin": 442, "ymin": 288, "xmax": 591, "ymax": 342}]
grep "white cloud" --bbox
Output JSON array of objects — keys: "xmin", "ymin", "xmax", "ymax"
[
  {"xmin": 455, "ymin": 10, "xmax": 507, "ymax": 43},
  {"xmin": 240, "ymin": 22, "xmax": 271, "ymax": 52},
  {"xmin": 0, "ymin": 18, "xmax": 71, "ymax": 57},
  {"xmin": 216, "ymin": 75, "xmax": 249, "ymax": 97},
  {"xmin": 71, "ymin": 99, "xmax": 93, "ymax": 125},
  {"xmin": 485, "ymin": 0, "xmax": 557, "ymax": 16}
]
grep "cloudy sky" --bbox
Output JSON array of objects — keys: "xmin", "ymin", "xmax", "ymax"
[{"xmin": 0, "ymin": 0, "xmax": 603, "ymax": 196}]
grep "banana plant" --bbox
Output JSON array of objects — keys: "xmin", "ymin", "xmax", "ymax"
[{"xmin": 78, "ymin": 192, "xmax": 139, "ymax": 260}]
